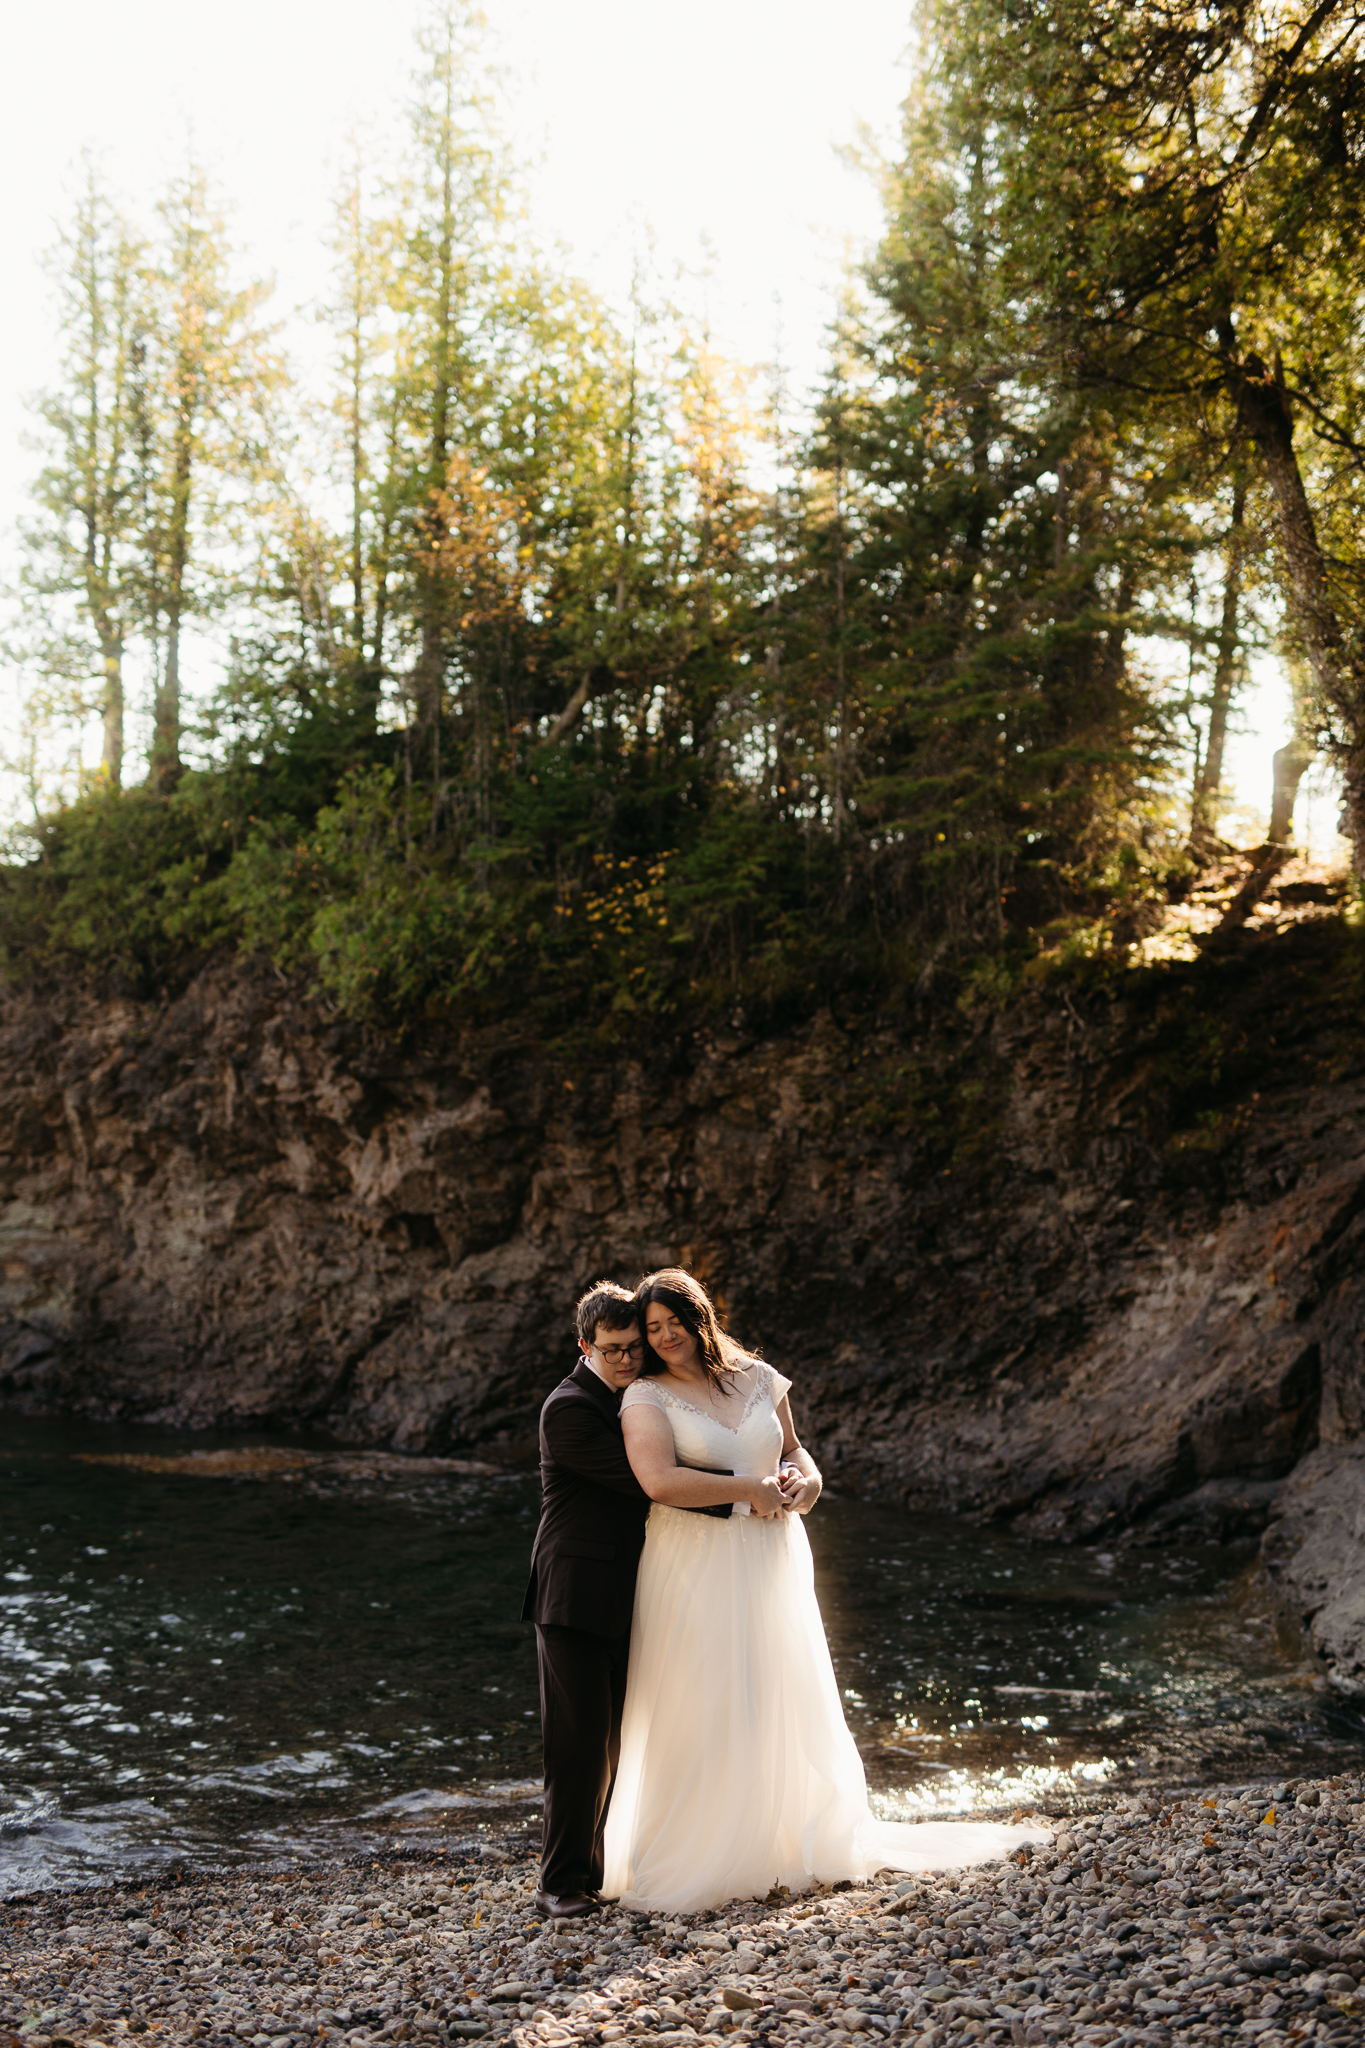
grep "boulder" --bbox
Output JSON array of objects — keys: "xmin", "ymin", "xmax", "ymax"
[{"xmin": 1262, "ymin": 1444, "xmax": 1365, "ymax": 1698}]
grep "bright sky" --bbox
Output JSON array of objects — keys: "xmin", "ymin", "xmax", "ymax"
[{"xmin": 0, "ymin": 0, "xmax": 1308, "ymax": 842}]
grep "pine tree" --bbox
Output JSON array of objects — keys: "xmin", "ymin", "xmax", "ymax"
[
  {"xmin": 18, "ymin": 162, "xmax": 147, "ymax": 787},
  {"xmin": 989, "ymin": 0, "xmax": 1365, "ymax": 867},
  {"xmin": 805, "ymin": 9, "xmax": 1182, "ymax": 946},
  {"xmin": 1188, "ymin": 474, "xmax": 1250, "ymax": 854},
  {"xmin": 389, "ymin": 3, "xmax": 506, "ymax": 750},
  {"xmin": 328, "ymin": 134, "xmax": 393, "ymax": 687},
  {"xmin": 143, "ymin": 163, "xmax": 280, "ymax": 785}
]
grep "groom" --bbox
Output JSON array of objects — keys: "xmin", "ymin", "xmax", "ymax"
[{"xmin": 521, "ymin": 1281, "xmax": 653, "ymax": 1920}]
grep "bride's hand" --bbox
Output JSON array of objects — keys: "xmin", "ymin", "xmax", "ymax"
[
  {"xmin": 748, "ymin": 1474, "xmax": 786, "ymax": 1519},
  {"xmin": 779, "ymin": 1471, "xmax": 820, "ymax": 1514}
]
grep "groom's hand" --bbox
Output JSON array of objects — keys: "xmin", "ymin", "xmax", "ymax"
[{"xmin": 748, "ymin": 1474, "xmax": 787, "ymax": 1519}]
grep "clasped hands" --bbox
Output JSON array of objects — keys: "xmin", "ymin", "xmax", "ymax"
[{"xmin": 748, "ymin": 1465, "xmax": 819, "ymax": 1518}]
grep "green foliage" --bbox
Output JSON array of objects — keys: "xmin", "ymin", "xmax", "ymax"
[
  {"xmin": 973, "ymin": 0, "xmax": 1365, "ymax": 838},
  {"xmin": 7, "ymin": 0, "xmax": 1365, "ymax": 1031},
  {"xmin": 0, "ymin": 783, "xmax": 224, "ymax": 989}
]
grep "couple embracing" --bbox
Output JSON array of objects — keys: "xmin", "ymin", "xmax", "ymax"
[{"xmin": 521, "ymin": 1268, "xmax": 1045, "ymax": 1919}]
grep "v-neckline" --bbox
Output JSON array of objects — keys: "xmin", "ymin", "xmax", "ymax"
[{"xmin": 651, "ymin": 1365, "xmax": 764, "ymax": 1437}]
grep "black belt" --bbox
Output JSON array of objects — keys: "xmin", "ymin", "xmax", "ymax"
[{"xmin": 675, "ymin": 1465, "xmax": 734, "ymax": 1519}]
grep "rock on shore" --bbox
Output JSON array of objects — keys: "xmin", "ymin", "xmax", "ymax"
[
  {"xmin": 4, "ymin": 1776, "xmax": 1363, "ymax": 2048},
  {"xmin": 1262, "ymin": 1447, "xmax": 1365, "ymax": 1699}
]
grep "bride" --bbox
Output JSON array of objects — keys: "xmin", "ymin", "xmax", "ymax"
[{"xmin": 601, "ymin": 1269, "xmax": 1049, "ymax": 1912}]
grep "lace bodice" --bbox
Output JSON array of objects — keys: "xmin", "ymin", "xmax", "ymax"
[{"xmin": 622, "ymin": 1359, "xmax": 792, "ymax": 1481}]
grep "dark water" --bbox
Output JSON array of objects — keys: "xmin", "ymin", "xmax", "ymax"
[{"xmin": 2, "ymin": 1414, "xmax": 1360, "ymax": 1896}]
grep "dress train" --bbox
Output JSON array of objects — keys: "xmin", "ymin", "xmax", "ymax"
[{"xmin": 602, "ymin": 1494, "xmax": 1048, "ymax": 1913}]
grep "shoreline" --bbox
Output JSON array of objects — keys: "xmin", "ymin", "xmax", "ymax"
[{"xmin": 4, "ymin": 1774, "xmax": 1362, "ymax": 2048}]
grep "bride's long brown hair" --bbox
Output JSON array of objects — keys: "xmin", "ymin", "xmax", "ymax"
[{"xmin": 636, "ymin": 1268, "xmax": 755, "ymax": 1391}]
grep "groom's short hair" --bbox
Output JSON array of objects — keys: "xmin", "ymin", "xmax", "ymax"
[{"xmin": 575, "ymin": 1281, "xmax": 638, "ymax": 1343}]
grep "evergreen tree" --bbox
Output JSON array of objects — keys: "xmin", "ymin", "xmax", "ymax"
[
  {"xmin": 327, "ymin": 132, "xmax": 394, "ymax": 693},
  {"xmin": 988, "ymin": 0, "xmax": 1365, "ymax": 864},
  {"xmin": 799, "ymin": 10, "xmax": 1187, "ymax": 947},
  {"xmin": 387, "ymin": 2, "xmax": 507, "ymax": 752},
  {"xmin": 142, "ymin": 164, "xmax": 280, "ymax": 785},
  {"xmin": 17, "ymin": 163, "xmax": 147, "ymax": 787}
]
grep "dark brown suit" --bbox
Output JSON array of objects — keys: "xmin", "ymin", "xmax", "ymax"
[{"xmin": 521, "ymin": 1360, "xmax": 650, "ymax": 1895}]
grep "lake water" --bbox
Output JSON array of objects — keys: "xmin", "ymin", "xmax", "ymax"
[{"xmin": 3, "ymin": 1413, "xmax": 1361, "ymax": 1897}]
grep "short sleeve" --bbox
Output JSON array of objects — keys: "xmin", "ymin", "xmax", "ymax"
[
  {"xmin": 622, "ymin": 1380, "xmax": 667, "ymax": 1412},
  {"xmin": 765, "ymin": 1363, "xmax": 792, "ymax": 1403}
]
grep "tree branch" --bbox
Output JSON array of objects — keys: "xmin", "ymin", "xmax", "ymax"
[{"xmin": 543, "ymin": 674, "xmax": 592, "ymax": 746}]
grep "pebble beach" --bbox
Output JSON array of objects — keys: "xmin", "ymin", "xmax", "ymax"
[{"xmin": 4, "ymin": 1775, "xmax": 1363, "ymax": 2048}]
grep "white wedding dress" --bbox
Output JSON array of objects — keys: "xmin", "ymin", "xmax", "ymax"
[{"xmin": 601, "ymin": 1361, "xmax": 1049, "ymax": 1912}]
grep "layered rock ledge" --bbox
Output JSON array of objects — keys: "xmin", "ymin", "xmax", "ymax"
[{"xmin": 2, "ymin": 923, "xmax": 1365, "ymax": 1686}]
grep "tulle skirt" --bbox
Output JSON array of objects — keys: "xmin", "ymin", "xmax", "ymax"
[{"xmin": 601, "ymin": 1504, "xmax": 1049, "ymax": 1913}]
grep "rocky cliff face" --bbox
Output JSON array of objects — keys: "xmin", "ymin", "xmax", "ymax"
[{"xmin": 2, "ymin": 925, "xmax": 1364, "ymax": 1686}]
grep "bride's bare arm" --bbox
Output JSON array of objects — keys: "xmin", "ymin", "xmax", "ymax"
[
  {"xmin": 775, "ymin": 1392, "xmax": 822, "ymax": 1514},
  {"xmin": 622, "ymin": 1406, "xmax": 785, "ymax": 1518}
]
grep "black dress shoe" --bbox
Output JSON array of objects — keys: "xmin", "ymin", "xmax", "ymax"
[{"xmin": 533, "ymin": 1890, "xmax": 601, "ymax": 1920}]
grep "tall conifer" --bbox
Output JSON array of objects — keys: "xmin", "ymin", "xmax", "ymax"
[{"xmin": 19, "ymin": 163, "xmax": 146, "ymax": 787}]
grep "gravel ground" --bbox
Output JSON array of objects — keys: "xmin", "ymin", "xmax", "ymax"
[{"xmin": 4, "ymin": 1773, "xmax": 1363, "ymax": 2048}]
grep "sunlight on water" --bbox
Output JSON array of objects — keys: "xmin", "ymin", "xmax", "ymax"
[
  {"xmin": 362, "ymin": 1778, "xmax": 544, "ymax": 1819},
  {"xmin": 871, "ymin": 1758, "xmax": 1119, "ymax": 1820}
]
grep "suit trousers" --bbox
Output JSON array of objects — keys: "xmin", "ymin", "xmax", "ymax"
[{"xmin": 535, "ymin": 1621, "xmax": 631, "ymax": 1897}]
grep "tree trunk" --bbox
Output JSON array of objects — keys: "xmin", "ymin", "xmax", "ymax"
[
  {"xmin": 1097, "ymin": 565, "xmax": 1134, "ymax": 713},
  {"xmin": 1214, "ymin": 844, "xmax": 1293, "ymax": 934},
  {"xmin": 154, "ymin": 595, "xmax": 183, "ymax": 786},
  {"xmin": 1212, "ymin": 740, "xmax": 1311, "ymax": 934},
  {"xmin": 99, "ymin": 641, "xmax": 123, "ymax": 785},
  {"xmin": 75, "ymin": 189, "xmax": 128, "ymax": 790},
  {"xmin": 350, "ymin": 323, "xmax": 365, "ymax": 652},
  {"xmin": 1269, "ymin": 740, "xmax": 1312, "ymax": 846},
  {"xmin": 84, "ymin": 533, "xmax": 125, "ymax": 786},
  {"xmin": 1234, "ymin": 353, "xmax": 1365, "ymax": 869},
  {"xmin": 372, "ymin": 394, "xmax": 401, "ymax": 676},
  {"xmin": 1190, "ymin": 475, "xmax": 1246, "ymax": 855},
  {"xmin": 832, "ymin": 442, "xmax": 847, "ymax": 842},
  {"xmin": 616, "ymin": 329, "xmax": 637, "ymax": 616},
  {"xmin": 154, "ymin": 439, "xmax": 190, "ymax": 787},
  {"xmin": 345, "ymin": 181, "xmax": 366, "ymax": 656},
  {"xmin": 544, "ymin": 675, "xmax": 593, "ymax": 745},
  {"xmin": 152, "ymin": 419, "xmax": 191, "ymax": 787},
  {"xmin": 415, "ymin": 59, "xmax": 458, "ymax": 746}
]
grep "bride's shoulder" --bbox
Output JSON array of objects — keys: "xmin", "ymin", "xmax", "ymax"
[
  {"xmin": 731, "ymin": 1353, "xmax": 792, "ymax": 1401},
  {"xmin": 621, "ymin": 1378, "xmax": 668, "ymax": 1410}
]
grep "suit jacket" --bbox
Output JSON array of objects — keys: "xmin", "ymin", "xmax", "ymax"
[{"xmin": 520, "ymin": 1359, "xmax": 652, "ymax": 1638}]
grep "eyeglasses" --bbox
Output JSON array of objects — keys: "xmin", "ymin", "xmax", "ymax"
[{"xmin": 595, "ymin": 1340, "xmax": 645, "ymax": 1365}]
